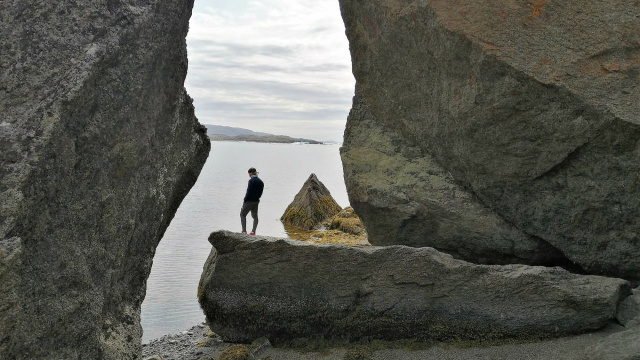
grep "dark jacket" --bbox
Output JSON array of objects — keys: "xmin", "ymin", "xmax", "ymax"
[{"xmin": 244, "ymin": 175, "xmax": 264, "ymax": 202}]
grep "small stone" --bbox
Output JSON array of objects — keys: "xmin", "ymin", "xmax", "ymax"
[
  {"xmin": 617, "ymin": 288, "xmax": 640, "ymax": 327},
  {"xmin": 143, "ymin": 355, "xmax": 163, "ymax": 360}
]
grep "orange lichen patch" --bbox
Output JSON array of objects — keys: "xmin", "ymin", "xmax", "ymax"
[
  {"xmin": 540, "ymin": 58, "xmax": 552, "ymax": 65},
  {"xmin": 579, "ymin": 62, "xmax": 610, "ymax": 77},
  {"xmin": 479, "ymin": 41, "xmax": 501, "ymax": 51},
  {"xmin": 530, "ymin": 0, "xmax": 547, "ymax": 17},
  {"xmin": 602, "ymin": 62, "xmax": 621, "ymax": 72}
]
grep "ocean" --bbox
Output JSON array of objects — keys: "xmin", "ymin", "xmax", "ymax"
[{"xmin": 140, "ymin": 141, "xmax": 349, "ymax": 342}]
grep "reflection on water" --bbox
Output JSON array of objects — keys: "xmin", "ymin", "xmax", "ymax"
[{"xmin": 141, "ymin": 141, "xmax": 349, "ymax": 342}]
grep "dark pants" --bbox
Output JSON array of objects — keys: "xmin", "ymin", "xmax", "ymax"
[{"xmin": 240, "ymin": 201, "xmax": 259, "ymax": 233}]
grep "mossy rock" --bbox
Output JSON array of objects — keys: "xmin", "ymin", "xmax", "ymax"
[
  {"xmin": 281, "ymin": 174, "xmax": 343, "ymax": 230},
  {"xmin": 329, "ymin": 207, "xmax": 366, "ymax": 235},
  {"xmin": 216, "ymin": 344, "xmax": 251, "ymax": 360},
  {"xmin": 343, "ymin": 346, "xmax": 373, "ymax": 360}
]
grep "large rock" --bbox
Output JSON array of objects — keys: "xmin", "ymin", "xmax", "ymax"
[
  {"xmin": 0, "ymin": 1, "xmax": 209, "ymax": 359},
  {"xmin": 280, "ymin": 173, "xmax": 343, "ymax": 230},
  {"xmin": 585, "ymin": 326, "xmax": 640, "ymax": 360},
  {"xmin": 339, "ymin": 0, "xmax": 640, "ymax": 279},
  {"xmin": 198, "ymin": 231, "xmax": 628, "ymax": 344}
]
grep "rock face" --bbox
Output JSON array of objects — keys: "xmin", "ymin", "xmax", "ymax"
[
  {"xmin": 0, "ymin": 1, "xmax": 209, "ymax": 359},
  {"xmin": 339, "ymin": 0, "xmax": 640, "ymax": 280},
  {"xmin": 586, "ymin": 326, "xmax": 640, "ymax": 360},
  {"xmin": 280, "ymin": 174, "xmax": 343, "ymax": 230},
  {"xmin": 617, "ymin": 288, "xmax": 640, "ymax": 327},
  {"xmin": 199, "ymin": 231, "xmax": 628, "ymax": 345}
]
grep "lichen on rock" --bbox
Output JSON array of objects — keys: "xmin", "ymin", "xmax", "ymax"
[
  {"xmin": 281, "ymin": 175, "xmax": 368, "ymax": 245},
  {"xmin": 281, "ymin": 173, "xmax": 343, "ymax": 230},
  {"xmin": 339, "ymin": 0, "xmax": 640, "ymax": 280},
  {"xmin": 0, "ymin": 1, "xmax": 209, "ymax": 358}
]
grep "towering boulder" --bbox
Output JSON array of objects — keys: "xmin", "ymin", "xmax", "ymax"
[
  {"xmin": 0, "ymin": 1, "xmax": 209, "ymax": 359},
  {"xmin": 339, "ymin": 0, "xmax": 640, "ymax": 279},
  {"xmin": 281, "ymin": 174, "xmax": 343, "ymax": 230}
]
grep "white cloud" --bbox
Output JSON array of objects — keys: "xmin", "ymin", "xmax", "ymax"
[{"xmin": 185, "ymin": 0, "xmax": 355, "ymax": 141}]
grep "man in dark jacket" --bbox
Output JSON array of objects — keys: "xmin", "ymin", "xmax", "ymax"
[{"xmin": 240, "ymin": 167, "xmax": 264, "ymax": 235}]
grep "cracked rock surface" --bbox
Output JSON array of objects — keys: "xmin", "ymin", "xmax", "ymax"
[
  {"xmin": 339, "ymin": 0, "xmax": 640, "ymax": 280},
  {"xmin": 0, "ymin": 1, "xmax": 209, "ymax": 358},
  {"xmin": 198, "ymin": 231, "xmax": 629, "ymax": 345}
]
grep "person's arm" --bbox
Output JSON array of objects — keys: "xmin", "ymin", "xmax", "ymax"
[
  {"xmin": 257, "ymin": 180, "xmax": 264, "ymax": 199},
  {"xmin": 244, "ymin": 179, "xmax": 252, "ymax": 202}
]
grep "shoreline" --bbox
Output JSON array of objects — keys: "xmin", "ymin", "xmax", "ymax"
[{"xmin": 142, "ymin": 322, "xmax": 625, "ymax": 360}]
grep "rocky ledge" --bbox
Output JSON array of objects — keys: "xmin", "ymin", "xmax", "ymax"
[{"xmin": 198, "ymin": 231, "xmax": 629, "ymax": 346}]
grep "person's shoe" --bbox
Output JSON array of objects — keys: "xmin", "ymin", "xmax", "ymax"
[
  {"xmin": 242, "ymin": 231, "xmax": 247, "ymax": 234},
  {"xmin": 250, "ymin": 232, "xmax": 255, "ymax": 235}
]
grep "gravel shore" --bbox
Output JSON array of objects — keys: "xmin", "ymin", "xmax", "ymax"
[{"xmin": 142, "ymin": 322, "xmax": 625, "ymax": 360}]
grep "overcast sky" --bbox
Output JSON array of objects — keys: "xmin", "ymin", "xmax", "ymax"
[{"xmin": 185, "ymin": 0, "xmax": 355, "ymax": 142}]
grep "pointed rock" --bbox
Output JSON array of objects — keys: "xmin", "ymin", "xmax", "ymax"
[{"xmin": 281, "ymin": 174, "xmax": 342, "ymax": 230}]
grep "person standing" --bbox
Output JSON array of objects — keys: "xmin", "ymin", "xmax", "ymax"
[{"xmin": 240, "ymin": 167, "xmax": 264, "ymax": 235}]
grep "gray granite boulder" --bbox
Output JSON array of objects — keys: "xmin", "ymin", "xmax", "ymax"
[
  {"xmin": 339, "ymin": 0, "xmax": 640, "ymax": 280},
  {"xmin": 585, "ymin": 326, "xmax": 640, "ymax": 360},
  {"xmin": 0, "ymin": 1, "xmax": 208, "ymax": 359},
  {"xmin": 617, "ymin": 288, "xmax": 640, "ymax": 327},
  {"xmin": 198, "ymin": 231, "xmax": 628, "ymax": 345}
]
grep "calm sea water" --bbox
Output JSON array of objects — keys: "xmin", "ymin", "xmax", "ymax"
[{"xmin": 140, "ymin": 141, "xmax": 349, "ymax": 342}]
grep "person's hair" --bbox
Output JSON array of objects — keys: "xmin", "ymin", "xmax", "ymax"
[{"xmin": 248, "ymin": 167, "xmax": 257, "ymax": 174}]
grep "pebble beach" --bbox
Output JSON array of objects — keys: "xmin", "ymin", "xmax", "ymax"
[{"xmin": 142, "ymin": 322, "xmax": 625, "ymax": 360}]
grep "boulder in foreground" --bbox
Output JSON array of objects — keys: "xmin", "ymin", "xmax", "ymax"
[{"xmin": 198, "ymin": 231, "xmax": 629, "ymax": 345}]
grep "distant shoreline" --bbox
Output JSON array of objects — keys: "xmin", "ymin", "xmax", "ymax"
[{"xmin": 208, "ymin": 134, "xmax": 325, "ymax": 144}]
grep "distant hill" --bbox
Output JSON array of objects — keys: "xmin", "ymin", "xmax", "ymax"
[
  {"xmin": 204, "ymin": 124, "xmax": 272, "ymax": 137},
  {"xmin": 209, "ymin": 134, "xmax": 323, "ymax": 144},
  {"xmin": 204, "ymin": 124, "xmax": 325, "ymax": 144}
]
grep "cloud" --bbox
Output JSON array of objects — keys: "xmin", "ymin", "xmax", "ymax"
[{"xmin": 185, "ymin": 0, "xmax": 354, "ymax": 141}]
